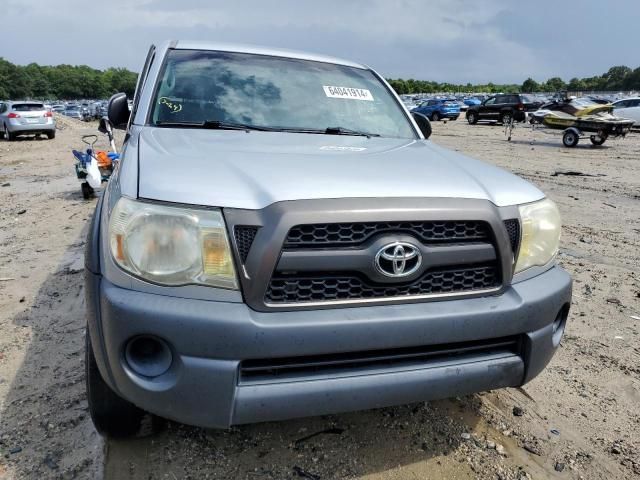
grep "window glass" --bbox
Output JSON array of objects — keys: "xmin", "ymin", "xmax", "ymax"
[
  {"xmin": 150, "ymin": 50, "xmax": 416, "ymax": 139},
  {"xmin": 12, "ymin": 104, "xmax": 44, "ymax": 111}
]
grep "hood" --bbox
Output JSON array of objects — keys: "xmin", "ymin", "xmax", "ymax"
[{"xmin": 136, "ymin": 128, "xmax": 544, "ymax": 209}]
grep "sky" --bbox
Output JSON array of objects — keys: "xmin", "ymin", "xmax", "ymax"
[{"xmin": 2, "ymin": 0, "xmax": 638, "ymax": 84}]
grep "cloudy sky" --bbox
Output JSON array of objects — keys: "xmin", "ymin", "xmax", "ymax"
[{"xmin": 3, "ymin": 0, "xmax": 638, "ymax": 83}]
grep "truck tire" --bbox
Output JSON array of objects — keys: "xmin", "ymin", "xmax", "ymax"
[
  {"xmin": 562, "ymin": 130, "xmax": 579, "ymax": 148},
  {"xmin": 85, "ymin": 330, "xmax": 147, "ymax": 438},
  {"xmin": 467, "ymin": 112, "xmax": 478, "ymax": 125}
]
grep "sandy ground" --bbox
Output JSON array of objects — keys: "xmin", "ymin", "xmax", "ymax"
[{"xmin": 0, "ymin": 116, "xmax": 638, "ymax": 479}]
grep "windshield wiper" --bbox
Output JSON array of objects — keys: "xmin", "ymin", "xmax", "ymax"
[
  {"xmin": 154, "ymin": 121, "xmax": 380, "ymax": 137},
  {"xmin": 324, "ymin": 126, "xmax": 380, "ymax": 138},
  {"xmin": 154, "ymin": 120, "xmax": 278, "ymax": 132},
  {"xmin": 202, "ymin": 120, "xmax": 279, "ymax": 131}
]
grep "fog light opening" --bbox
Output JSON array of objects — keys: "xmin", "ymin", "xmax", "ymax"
[
  {"xmin": 551, "ymin": 306, "xmax": 569, "ymax": 347},
  {"xmin": 125, "ymin": 336, "xmax": 173, "ymax": 378}
]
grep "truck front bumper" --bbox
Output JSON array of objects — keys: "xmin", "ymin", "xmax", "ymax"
[{"xmin": 86, "ymin": 266, "xmax": 572, "ymax": 428}]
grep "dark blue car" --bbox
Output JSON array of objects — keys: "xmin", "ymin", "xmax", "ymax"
[{"xmin": 411, "ymin": 99, "xmax": 460, "ymax": 121}]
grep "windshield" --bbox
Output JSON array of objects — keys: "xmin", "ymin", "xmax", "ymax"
[{"xmin": 150, "ymin": 50, "xmax": 416, "ymax": 139}]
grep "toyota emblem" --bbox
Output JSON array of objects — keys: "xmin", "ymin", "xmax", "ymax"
[{"xmin": 374, "ymin": 242, "xmax": 422, "ymax": 278}]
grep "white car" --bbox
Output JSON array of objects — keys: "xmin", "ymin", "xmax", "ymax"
[{"xmin": 612, "ymin": 98, "xmax": 640, "ymax": 126}]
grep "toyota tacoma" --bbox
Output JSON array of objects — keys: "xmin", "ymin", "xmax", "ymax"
[{"xmin": 85, "ymin": 41, "xmax": 572, "ymax": 437}]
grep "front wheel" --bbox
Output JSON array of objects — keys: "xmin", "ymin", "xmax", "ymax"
[
  {"xmin": 467, "ymin": 112, "xmax": 478, "ymax": 125},
  {"xmin": 563, "ymin": 130, "xmax": 580, "ymax": 148},
  {"xmin": 85, "ymin": 330, "xmax": 148, "ymax": 438}
]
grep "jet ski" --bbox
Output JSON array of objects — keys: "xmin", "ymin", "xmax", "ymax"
[{"xmin": 529, "ymin": 97, "xmax": 634, "ymax": 147}]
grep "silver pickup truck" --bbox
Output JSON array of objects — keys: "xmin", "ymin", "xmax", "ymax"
[{"xmin": 84, "ymin": 41, "xmax": 572, "ymax": 437}]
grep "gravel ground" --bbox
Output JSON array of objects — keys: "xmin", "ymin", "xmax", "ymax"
[{"xmin": 0, "ymin": 116, "xmax": 638, "ymax": 479}]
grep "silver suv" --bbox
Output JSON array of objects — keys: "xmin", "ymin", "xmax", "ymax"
[
  {"xmin": 0, "ymin": 101, "xmax": 56, "ymax": 140},
  {"xmin": 85, "ymin": 41, "xmax": 572, "ymax": 437}
]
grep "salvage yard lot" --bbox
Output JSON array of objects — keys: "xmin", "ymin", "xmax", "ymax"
[{"xmin": 0, "ymin": 117, "xmax": 638, "ymax": 479}]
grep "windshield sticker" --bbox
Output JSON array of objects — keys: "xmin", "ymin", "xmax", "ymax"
[
  {"xmin": 320, "ymin": 145, "xmax": 367, "ymax": 152},
  {"xmin": 158, "ymin": 97, "xmax": 182, "ymax": 114},
  {"xmin": 323, "ymin": 86, "xmax": 374, "ymax": 101}
]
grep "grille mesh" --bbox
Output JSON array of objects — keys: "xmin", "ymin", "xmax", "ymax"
[
  {"xmin": 503, "ymin": 219, "xmax": 520, "ymax": 255},
  {"xmin": 266, "ymin": 265, "xmax": 499, "ymax": 304},
  {"xmin": 285, "ymin": 221, "xmax": 490, "ymax": 248},
  {"xmin": 234, "ymin": 226, "xmax": 259, "ymax": 263}
]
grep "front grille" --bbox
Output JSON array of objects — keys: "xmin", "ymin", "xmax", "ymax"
[
  {"xmin": 503, "ymin": 219, "xmax": 520, "ymax": 256},
  {"xmin": 234, "ymin": 226, "xmax": 259, "ymax": 263},
  {"xmin": 239, "ymin": 335, "xmax": 522, "ymax": 384},
  {"xmin": 266, "ymin": 264, "xmax": 499, "ymax": 304},
  {"xmin": 285, "ymin": 221, "xmax": 490, "ymax": 248}
]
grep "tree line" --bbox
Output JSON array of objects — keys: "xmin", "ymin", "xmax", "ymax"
[
  {"xmin": 2, "ymin": 57, "xmax": 639, "ymax": 100},
  {"xmin": 0, "ymin": 58, "xmax": 138, "ymax": 100},
  {"xmin": 387, "ymin": 65, "xmax": 640, "ymax": 95}
]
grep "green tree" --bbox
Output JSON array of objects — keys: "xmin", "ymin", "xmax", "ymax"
[
  {"xmin": 567, "ymin": 77, "xmax": 586, "ymax": 91},
  {"xmin": 545, "ymin": 77, "xmax": 567, "ymax": 92},
  {"xmin": 623, "ymin": 67, "xmax": 640, "ymax": 90},
  {"xmin": 521, "ymin": 77, "xmax": 539, "ymax": 93},
  {"xmin": 602, "ymin": 65, "xmax": 632, "ymax": 90}
]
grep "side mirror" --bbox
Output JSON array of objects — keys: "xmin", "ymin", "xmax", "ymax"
[
  {"xmin": 107, "ymin": 93, "xmax": 130, "ymax": 130},
  {"xmin": 411, "ymin": 112, "xmax": 432, "ymax": 139}
]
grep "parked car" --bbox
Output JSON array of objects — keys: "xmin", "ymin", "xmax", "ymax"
[
  {"xmin": 612, "ymin": 97, "xmax": 640, "ymax": 126},
  {"xmin": 464, "ymin": 97, "xmax": 482, "ymax": 106},
  {"xmin": 411, "ymin": 98, "xmax": 460, "ymax": 121},
  {"xmin": 51, "ymin": 104, "xmax": 66, "ymax": 113},
  {"xmin": 401, "ymin": 99, "xmax": 417, "ymax": 111},
  {"xmin": 466, "ymin": 94, "xmax": 542, "ymax": 125},
  {"xmin": 85, "ymin": 41, "xmax": 571, "ymax": 438},
  {"xmin": 80, "ymin": 105, "xmax": 92, "ymax": 121},
  {"xmin": 456, "ymin": 101, "xmax": 469, "ymax": 113},
  {"xmin": 0, "ymin": 101, "xmax": 56, "ymax": 140},
  {"xmin": 63, "ymin": 105, "xmax": 84, "ymax": 120}
]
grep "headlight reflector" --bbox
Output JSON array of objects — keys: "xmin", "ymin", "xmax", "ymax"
[
  {"xmin": 109, "ymin": 197, "xmax": 238, "ymax": 289},
  {"xmin": 515, "ymin": 198, "xmax": 561, "ymax": 274}
]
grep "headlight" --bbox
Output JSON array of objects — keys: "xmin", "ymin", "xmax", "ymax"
[
  {"xmin": 515, "ymin": 198, "xmax": 561, "ymax": 274},
  {"xmin": 109, "ymin": 197, "xmax": 238, "ymax": 289}
]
